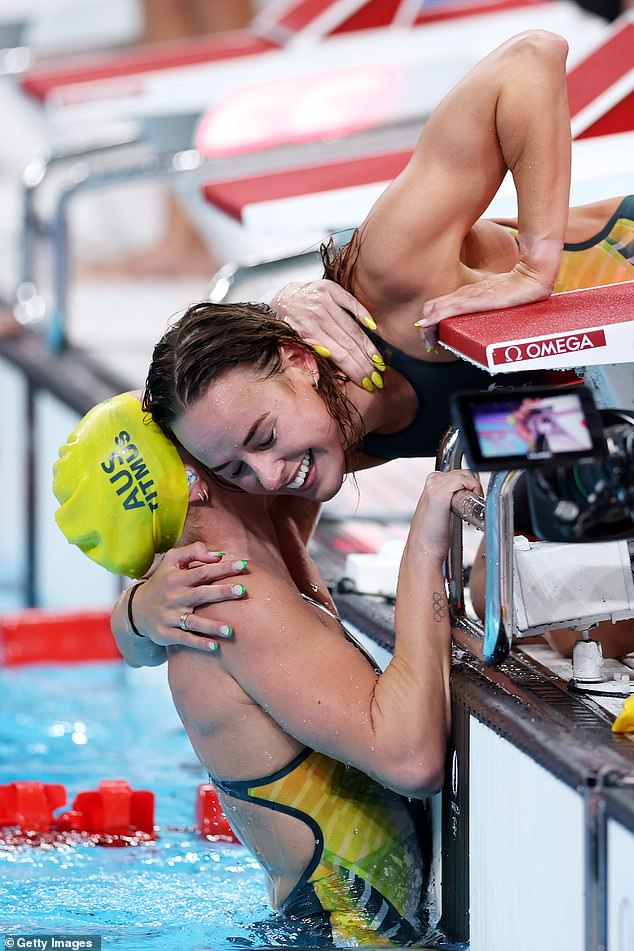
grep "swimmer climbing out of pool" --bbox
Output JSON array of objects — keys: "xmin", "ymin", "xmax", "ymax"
[{"xmin": 53, "ymin": 392, "xmax": 482, "ymax": 946}]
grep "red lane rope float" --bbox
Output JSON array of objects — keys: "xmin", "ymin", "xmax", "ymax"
[
  {"xmin": 0, "ymin": 780, "xmax": 239, "ymax": 847},
  {"xmin": 195, "ymin": 784, "xmax": 240, "ymax": 843},
  {"xmin": 0, "ymin": 780, "xmax": 66, "ymax": 833},
  {"xmin": 0, "ymin": 610, "xmax": 122, "ymax": 666},
  {"xmin": 0, "ymin": 780, "xmax": 155, "ymax": 847}
]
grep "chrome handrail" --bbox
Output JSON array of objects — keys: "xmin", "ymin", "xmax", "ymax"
[{"xmin": 440, "ymin": 425, "xmax": 520, "ymax": 666}]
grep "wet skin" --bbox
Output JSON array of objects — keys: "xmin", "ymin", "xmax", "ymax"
[{"xmin": 171, "ymin": 358, "xmax": 348, "ymax": 503}]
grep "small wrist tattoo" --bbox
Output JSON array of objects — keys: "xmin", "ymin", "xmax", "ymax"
[{"xmin": 432, "ymin": 591, "xmax": 447, "ymax": 622}]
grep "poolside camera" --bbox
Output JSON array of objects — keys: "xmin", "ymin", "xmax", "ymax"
[{"xmin": 450, "ymin": 384, "xmax": 634, "ymax": 544}]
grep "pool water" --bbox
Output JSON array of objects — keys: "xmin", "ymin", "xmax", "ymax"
[{"xmin": 0, "ymin": 660, "xmax": 284, "ymax": 951}]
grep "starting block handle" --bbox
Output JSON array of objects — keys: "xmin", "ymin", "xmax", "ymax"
[
  {"xmin": 481, "ymin": 470, "xmax": 522, "ymax": 665},
  {"xmin": 440, "ymin": 425, "xmax": 521, "ymax": 667}
]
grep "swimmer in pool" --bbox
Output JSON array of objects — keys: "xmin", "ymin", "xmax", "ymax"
[{"xmin": 53, "ymin": 392, "xmax": 482, "ymax": 947}]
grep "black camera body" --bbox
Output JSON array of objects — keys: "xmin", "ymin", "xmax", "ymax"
[{"xmin": 450, "ymin": 384, "xmax": 634, "ymax": 543}]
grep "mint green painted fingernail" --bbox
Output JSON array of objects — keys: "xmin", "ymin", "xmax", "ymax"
[
  {"xmin": 219, "ymin": 624, "xmax": 233, "ymax": 638},
  {"xmin": 208, "ymin": 641, "xmax": 220, "ymax": 653},
  {"xmin": 232, "ymin": 584, "xmax": 247, "ymax": 598},
  {"xmin": 209, "ymin": 551, "xmax": 225, "ymax": 557},
  {"xmin": 232, "ymin": 559, "xmax": 248, "ymax": 571}
]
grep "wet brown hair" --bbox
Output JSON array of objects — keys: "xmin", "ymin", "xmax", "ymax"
[
  {"xmin": 143, "ymin": 301, "xmax": 364, "ymax": 456},
  {"xmin": 320, "ymin": 230, "xmax": 363, "ymax": 296}
]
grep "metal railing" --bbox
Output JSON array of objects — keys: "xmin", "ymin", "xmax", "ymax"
[{"xmin": 442, "ymin": 424, "xmax": 522, "ymax": 666}]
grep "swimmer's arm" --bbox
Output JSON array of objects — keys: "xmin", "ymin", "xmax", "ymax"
[
  {"xmin": 110, "ymin": 544, "xmax": 251, "ymax": 666},
  {"xmin": 112, "ymin": 582, "xmax": 168, "ymax": 668},
  {"xmin": 358, "ymin": 31, "xmax": 571, "ymax": 321},
  {"xmin": 209, "ymin": 469, "xmax": 481, "ymax": 799}
]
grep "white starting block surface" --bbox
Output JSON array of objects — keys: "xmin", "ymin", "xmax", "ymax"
[
  {"xmin": 438, "ymin": 281, "xmax": 634, "ymax": 376},
  {"xmin": 195, "ymin": 130, "xmax": 634, "ymax": 250},
  {"xmin": 30, "ymin": 2, "xmax": 604, "ymax": 132},
  {"xmin": 196, "ymin": 14, "xmax": 633, "ymax": 240}
]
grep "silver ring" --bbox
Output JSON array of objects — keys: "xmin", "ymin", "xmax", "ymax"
[{"xmin": 179, "ymin": 613, "xmax": 192, "ymax": 632}]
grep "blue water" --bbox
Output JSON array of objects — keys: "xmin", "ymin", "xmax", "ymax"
[{"xmin": 0, "ymin": 660, "xmax": 284, "ymax": 951}]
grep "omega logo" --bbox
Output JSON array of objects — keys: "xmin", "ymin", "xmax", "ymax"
[{"xmin": 492, "ymin": 329, "xmax": 606, "ymax": 366}]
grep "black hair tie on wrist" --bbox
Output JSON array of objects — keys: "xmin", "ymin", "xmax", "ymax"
[{"xmin": 127, "ymin": 581, "xmax": 146, "ymax": 637}]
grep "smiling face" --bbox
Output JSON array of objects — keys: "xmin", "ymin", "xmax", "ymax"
[{"xmin": 171, "ymin": 351, "xmax": 348, "ymax": 502}]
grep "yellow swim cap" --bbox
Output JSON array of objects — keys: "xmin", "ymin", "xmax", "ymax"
[{"xmin": 53, "ymin": 393, "xmax": 189, "ymax": 578}]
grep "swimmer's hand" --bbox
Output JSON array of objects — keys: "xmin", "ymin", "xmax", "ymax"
[
  {"xmin": 410, "ymin": 469, "xmax": 483, "ymax": 561},
  {"xmin": 271, "ymin": 280, "xmax": 385, "ymax": 392},
  {"xmin": 415, "ymin": 263, "xmax": 557, "ymax": 336},
  {"xmin": 130, "ymin": 544, "xmax": 249, "ymax": 651}
]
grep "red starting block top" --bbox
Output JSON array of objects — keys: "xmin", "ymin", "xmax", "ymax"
[
  {"xmin": 20, "ymin": 32, "xmax": 278, "ymax": 102},
  {"xmin": 201, "ymin": 149, "xmax": 410, "ymax": 221},
  {"xmin": 264, "ymin": 0, "xmax": 406, "ymax": 38},
  {"xmin": 568, "ymin": 16, "xmax": 634, "ymax": 140},
  {"xmin": 439, "ymin": 281, "xmax": 634, "ymax": 374}
]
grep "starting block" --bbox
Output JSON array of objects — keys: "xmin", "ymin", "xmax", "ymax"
[
  {"xmin": 569, "ymin": 13, "xmax": 634, "ymax": 140},
  {"xmin": 442, "ymin": 280, "xmax": 634, "ymax": 675},
  {"xmin": 439, "ymin": 280, "xmax": 634, "ymax": 415},
  {"xmin": 439, "ymin": 281, "xmax": 634, "ymax": 379}
]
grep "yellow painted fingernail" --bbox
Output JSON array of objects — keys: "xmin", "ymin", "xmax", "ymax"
[
  {"xmin": 370, "ymin": 371, "xmax": 384, "ymax": 389},
  {"xmin": 363, "ymin": 316, "xmax": 377, "ymax": 331},
  {"xmin": 371, "ymin": 354, "xmax": 386, "ymax": 370},
  {"xmin": 313, "ymin": 345, "xmax": 331, "ymax": 358},
  {"xmin": 362, "ymin": 377, "xmax": 375, "ymax": 393},
  {"xmin": 413, "ymin": 319, "xmax": 427, "ymax": 327}
]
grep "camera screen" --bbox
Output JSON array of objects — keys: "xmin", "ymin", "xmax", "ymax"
[
  {"xmin": 474, "ymin": 392, "xmax": 592, "ymax": 459},
  {"xmin": 451, "ymin": 384, "xmax": 606, "ymax": 471}
]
